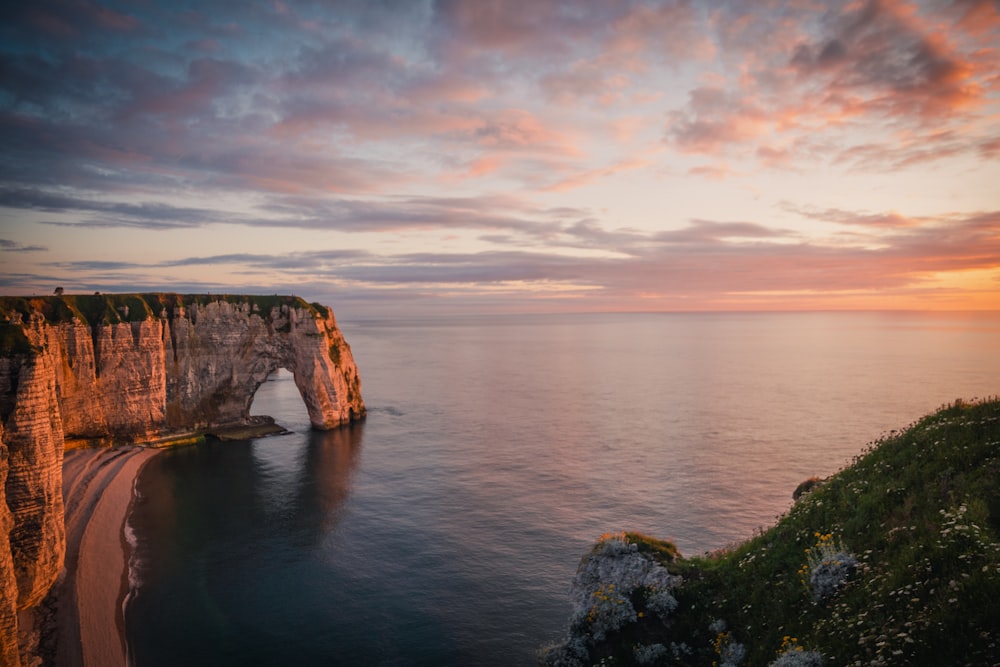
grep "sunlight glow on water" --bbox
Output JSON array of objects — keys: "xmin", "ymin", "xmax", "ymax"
[{"xmin": 125, "ymin": 312, "xmax": 1000, "ymax": 666}]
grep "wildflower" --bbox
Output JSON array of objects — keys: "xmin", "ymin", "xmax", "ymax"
[
  {"xmin": 800, "ymin": 532, "xmax": 857, "ymax": 602},
  {"xmin": 771, "ymin": 638, "xmax": 823, "ymax": 666}
]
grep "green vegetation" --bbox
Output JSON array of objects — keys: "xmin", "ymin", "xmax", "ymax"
[
  {"xmin": 0, "ymin": 296, "xmax": 82, "ymax": 325},
  {"xmin": 310, "ymin": 301, "xmax": 332, "ymax": 318},
  {"xmin": 139, "ymin": 293, "xmax": 326, "ymax": 320},
  {"xmin": 156, "ymin": 293, "xmax": 326, "ymax": 319},
  {"xmin": 75, "ymin": 293, "xmax": 155, "ymax": 324},
  {"xmin": 328, "ymin": 338, "xmax": 343, "ymax": 366},
  {"xmin": 1, "ymin": 292, "xmax": 336, "ymax": 359},
  {"xmin": 0, "ymin": 323, "xmax": 36, "ymax": 354},
  {"xmin": 551, "ymin": 398, "xmax": 1000, "ymax": 666},
  {"xmin": 0, "ymin": 293, "xmax": 327, "ymax": 330}
]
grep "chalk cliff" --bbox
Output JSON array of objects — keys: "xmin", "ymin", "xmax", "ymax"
[{"xmin": 0, "ymin": 293, "xmax": 365, "ymax": 665}]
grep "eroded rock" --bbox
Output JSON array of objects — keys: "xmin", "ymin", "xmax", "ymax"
[{"xmin": 0, "ymin": 293, "xmax": 364, "ymax": 665}]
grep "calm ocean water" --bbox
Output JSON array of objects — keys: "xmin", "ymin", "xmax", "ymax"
[{"xmin": 124, "ymin": 311, "xmax": 1000, "ymax": 666}]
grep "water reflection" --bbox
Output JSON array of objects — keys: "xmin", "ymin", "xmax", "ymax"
[
  {"xmin": 126, "ymin": 424, "xmax": 364, "ymax": 667},
  {"xmin": 290, "ymin": 425, "xmax": 364, "ymax": 540}
]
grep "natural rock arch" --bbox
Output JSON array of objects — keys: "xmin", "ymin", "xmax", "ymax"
[
  {"xmin": 0, "ymin": 294, "xmax": 365, "ymax": 665},
  {"xmin": 162, "ymin": 298, "xmax": 364, "ymax": 432}
]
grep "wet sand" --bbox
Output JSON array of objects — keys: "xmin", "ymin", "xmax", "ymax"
[{"xmin": 58, "ymin": 447, "xmax": 159, "ymax": 667}]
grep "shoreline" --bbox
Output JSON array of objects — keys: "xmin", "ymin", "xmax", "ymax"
[{"xmin": 57, "ymin": 446, "xmax": 160, "ymax": 667}]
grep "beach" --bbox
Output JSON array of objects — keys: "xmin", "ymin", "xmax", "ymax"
[{"xmin": 56, "ymin": 446, "xmax": 159, "ymax": 667}]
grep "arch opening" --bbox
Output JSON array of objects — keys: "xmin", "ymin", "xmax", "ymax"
[{"xmin": 248, "ymin": 367, "xmax": 313, "ymax": 433}]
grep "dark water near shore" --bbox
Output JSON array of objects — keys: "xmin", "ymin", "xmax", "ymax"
[{"xmin": 125, "ymin": 311, "xmax": 1000, "ymax": 666}]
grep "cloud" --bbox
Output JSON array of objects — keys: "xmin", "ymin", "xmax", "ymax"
[
  {"xmin": 0, "ymin": 1, "xmax": 997, "ymax": 312},
  {"xmin": 783, "ymin": 204, "xmax": 921, "ymax": 229},
  {"xmin": 661, "ymin": 0, "xmax": 997, "ymax": 170},
  {"xmin": 1, "ymin": 188, "xmax": 224, "ymax": 229},
  {"xmin": 432, "ymin": 0, "xmax": 617, "ymax": 57},
  {"xmin": 666, "ymin": 86, "xmax": 770, "ymax": 154},
  {"xmin": 161, "ymin": 249, "xmax": 369, "ymax": 269},
  {"xmin": 253, "ymin": 193, "xmax": 579, "ymax": 236},
  {"xmin": 43, "ymin": 259, "xmax": 145, "ymax": 272},
  {"xmin": 652, "ymin": 220, "xmax": 794, "ymax": 245},
  {"xmin": 788, "ymin": 0, "xmax": 981, "ymax": 120},
  {"xmin": 0, "ymin": 238, "xmax": 47, "ymax": 252},
  {"xmin": 17, "ymin": 206, "xmax": 997, "ymax": 313},
  {"xmin": 2, "ymin": 0, "xmax": 141, "ymax": 38},
  {"xmin": 544, "ymin": 156, "xmax": 653, "ymax": 192},
  {"xmin": 1, "ymin": 185, "xmax": 588, "ymax": 238}
]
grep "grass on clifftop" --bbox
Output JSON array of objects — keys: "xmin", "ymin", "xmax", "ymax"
[
  {"xmin": 550, "ymin": 398, "xmax": 1000, "ymax": 666},
  {"xmin": 0, "ymin": 293, "xmax": 328, "ymax": 332}
]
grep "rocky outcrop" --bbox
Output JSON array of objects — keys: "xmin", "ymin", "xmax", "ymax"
[{"xmin": 0, "ymin": 293, "xmax": 364, "ymax": 665}]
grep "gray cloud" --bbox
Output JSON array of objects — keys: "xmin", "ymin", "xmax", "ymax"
[
  {"xmin": 2, "ymin": 188, "xmax": 222, "ymax": 229},
  {"xmin": 0, "ymin": 238, "xmax": 47, "ymax": 252},
  {"xmin": 789, "ymin": 0, "xmax": 975, "ymax": 119},
  {"xmin": 161, "ymin": 250, "xmax": 370, "ymax": 269}
]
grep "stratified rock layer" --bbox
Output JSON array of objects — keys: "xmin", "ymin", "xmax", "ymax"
[
  {"xmin": 0, "ymin": 352, "xmax": 66, "ymax": 667},
  {"xmin": 0, "ymin": 293, "xmax": 364, "ymax": 666},
  {"xmin": 0, "ymin": 421, "xmax": 19, "ymax": 667}
]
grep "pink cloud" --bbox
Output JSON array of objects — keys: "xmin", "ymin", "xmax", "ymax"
[
  {"xmin": 461, "ymin": 156, "xmax": 504, "ymax": 178},
  {"xmin": 687, "ymin": 163, "xmax": 734, "ymax": 180},
  {"xmin": 950, "ymin": 0, "xmax": 1000, "ymax": 40},
  {"xmin": 667, "ymin": 86, "xmax": 770, "ymax": 154},
  {"xmin": 471, "ymin": 109, "xmax": 579, "ymax": 155},
  {"xmin": 541, "ymin": 62, "xmax": 631, "ymax": 107},
  {"xmin": 403, "ymin": 72, "xmax": 490, "ymax": 105},
  {"xmin": 785, "ymin": 204, "xmax": 923, "ymax": 229},
  {"xmin": 664, "ymin": 0, "xmax": 998, "ymax": 170},
  {"xmin": 606, "ymin": 1, "xmax": 713, "ymax": 63},
  {"xmin": 788, "ymin": 0, "xmax": 986, "ymax": 120},
  {"xmin": 544, "ymin": 156, "xmax": 652, "ymax": 192},
  {"xmin": 434, "ymin": 0, "xmax": 598, "ymax": 57}
]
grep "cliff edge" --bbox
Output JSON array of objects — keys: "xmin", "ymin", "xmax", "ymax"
[
  {"xmin": 0, "ymin": 293, "xmax": 365, "ymax": 666},
  {"xmin": 541, "ymin": 398, "xmax": 1000, "ymax": 666}
]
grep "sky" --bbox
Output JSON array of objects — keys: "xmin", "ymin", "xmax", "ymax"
[{"xmin": 1, "ymin": 0, "xmax": 999, "ymax": 318}]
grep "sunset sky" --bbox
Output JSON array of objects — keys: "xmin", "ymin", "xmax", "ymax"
[{"xmin": 1, "ymin": 0, "xmax": 998, "ymax": 317}]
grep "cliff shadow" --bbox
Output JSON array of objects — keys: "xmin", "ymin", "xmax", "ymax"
[{"xmin": 125, "ymin": 422, "xmax": 365, "ymax": 667}]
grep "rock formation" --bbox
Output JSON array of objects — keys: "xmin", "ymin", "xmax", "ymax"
[{"xmin": 0, "ymin": 293, "xmax": 364, "ymax": 665}]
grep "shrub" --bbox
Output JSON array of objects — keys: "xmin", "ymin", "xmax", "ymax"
[
  {"xmin": 710, "ymin": 619, "xmax": 746, "ymax": 666},
  {"xmin": 767, "ymin": 637, "xmax": 823, "ymax": 666},
  {"xmin": 633, "ymin": 642, "xmax": 668, "ymax": 665}
]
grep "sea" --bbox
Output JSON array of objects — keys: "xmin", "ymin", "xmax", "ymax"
[{"xmin": 123, "ymin": 311, "xmax": 1000, "ymax": 666}]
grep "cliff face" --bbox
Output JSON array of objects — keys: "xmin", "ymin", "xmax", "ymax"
[
  {"xmin": 0, "ymin": 293, "xmax": 364, "ymax": 665},
  {"xmin": 0, "ymin": 422, "xmax": 19, "ymax": 667},
  {"xmin": 4, "ymin": 294, "xmax": 365, "ymax": 439},
  {"xmin": 0, "ymin": 351, "xmax": 66, "ymax": 667}
]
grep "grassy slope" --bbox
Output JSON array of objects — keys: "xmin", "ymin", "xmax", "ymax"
[{"xmin": 589, "ymin": 398, "xmax": 1000, "ymax": 665}]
